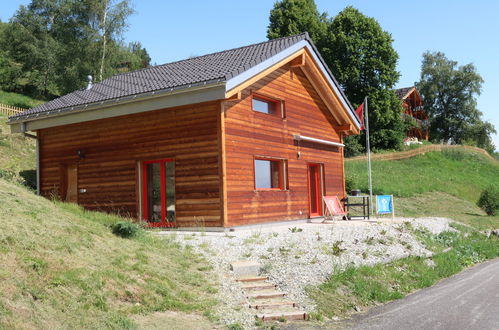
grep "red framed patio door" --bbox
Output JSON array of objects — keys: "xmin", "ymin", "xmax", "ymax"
[
  {"xmin": 142, "ymin": 159, "xmax": 176, "ymax": 227},
  {"xmin": 307, "ymin": 163, "xmax": 323, "ymax": 217}
]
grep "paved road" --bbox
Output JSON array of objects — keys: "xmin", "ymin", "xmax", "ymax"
[{"xmin": 346, "ymin": 257, "xmax": 499, "ymax": 330}]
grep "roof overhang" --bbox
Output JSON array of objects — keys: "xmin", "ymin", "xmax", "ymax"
[
  {"xmin": 9, "ymin": 83, "xmax": 226, "ymax": 133},
  {"xmin": 225, "ymin": 40, "xmax": 360, "ymax": 135},
  {"xmin": 9, "ymin": 38, "xmax": 360, "ymax": 135}
]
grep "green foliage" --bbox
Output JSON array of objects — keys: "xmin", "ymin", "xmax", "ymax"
[
  {"xmin": 268, "ymin": 4, "xmax": 405, "ymax": 153},
  {"xmin": 0, "ymin": 0, "xmax": 150, "ymax": 98},
  {"xmin": 477, "ymin": 186, "xmax": 499, "ymax": 216},
  {"xmin": 267, "ymin": 0, "xmax": 327, "ymax": 45},
  {"xmin": 111, "ymin": 221, "xmax": 143, "ymax": 238},
  {"xmin": 416, "ymin": 51, "xmax": 495, "ymax": 152}
]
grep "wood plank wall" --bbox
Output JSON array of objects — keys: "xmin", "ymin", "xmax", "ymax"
[
  {"xmin": 223, "ymin": 64, "xmax": 345, "ymax": 226},
  {"xmin": 38, "ymin": 101, "xmax": 222, "ymax": 227}
]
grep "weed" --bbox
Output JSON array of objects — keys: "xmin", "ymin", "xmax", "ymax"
[
  {"xmin": 380, "ymin": 229, "xmax": 387, "ymax": 235},
  {"xmin": 309, "ymin": 227, "xmax": 499, "ymax": 319},
  {"xmin": 363, "ymin": 236, "xmax": 375, "ymax": 245},
  {"xmin": 228, "ymin": 323, "xmax": 244, "ymax": 330},
  {"xmin": 260, "ymin": 262, "xmax": 272, "ymax": 274},
  {"xmin": 278, "ymin": 315, "xmax": 287, "ymax": 322},
  {"xmin": 362, "ymin": 251, "xmax": 368, "ymax": 259},
  {"xmin": 289, "ymin": 227, "xmax": 303, "ymax": 233},
  {"xmin": 111, "ymin": 221, "xmax": 143, "ymax": 238},
  {"xmin": 271, "ymin": 232, "xmax": 279, "ymax": 237}
]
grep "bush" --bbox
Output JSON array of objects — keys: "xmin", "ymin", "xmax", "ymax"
[
  {"xmin": 477, "ymin": 186, "xmax": 499, "ymax": 216},
  {"xmin": 111, "ymin": 221, "xmax": 143, "ymax": 238}
]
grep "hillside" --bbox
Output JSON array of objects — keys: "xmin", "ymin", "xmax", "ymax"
[
  {"xmin": 346, "ymin": 147, "xmax": 499, "ymax": 229},
  {"xmin": 0, "ymin": 178, "xmax": 218, "ymax": 328},
  {"xmin": 1, "ymin": 112, "xmax": 219, "ymax": 328},
  {"xmin": 0, "ymin": 90, "xmax": 45, "ymax": 109},
  {"xmin": 0, "ymin": 114, "xmax": 36, "ymax": 187}
]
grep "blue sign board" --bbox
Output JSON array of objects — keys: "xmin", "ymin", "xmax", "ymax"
[{"xmin": 376, "ymin": 195, "xmax": 393, "ymax": 214}]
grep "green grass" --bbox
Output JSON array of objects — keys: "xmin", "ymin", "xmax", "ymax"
[
  {"xmin": 0, "ymin": 90, "xmax": 45, "ymax": 109},
  {"xmin": 0, "ymin": 179, "xmax": 218, "ymax": 329},
  {"xmin": 346, "ymin": 148, "xmax": 498, "ymax": 201},
  {"xmin": 308, "ymin": 225, "xmax": 499, "ymax": 319},
  {"xmin": 346, "ymin": 147, "xmax": 499, "ymax": 230},
  {"xmin": 0, "ymin": 114, "xmax": 36, "ymax": 188}
]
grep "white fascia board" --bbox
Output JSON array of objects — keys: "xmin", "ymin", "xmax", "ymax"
[
  {"xmin": 293, "ymin": 134, "xmax": 345, "ymax": 147},
  {"xmin": 226, "ymin": 40, "xmax": 360, "ymax": 129}
]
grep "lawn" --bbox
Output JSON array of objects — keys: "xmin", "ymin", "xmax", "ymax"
[{"xmin": 346, "ymin": 147, "xmax": 499, "ymax": 230}]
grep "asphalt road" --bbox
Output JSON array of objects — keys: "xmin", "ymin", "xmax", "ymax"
[{"xmin": 346, "ymin": 257, "xmax": 499, "ymax": 330}]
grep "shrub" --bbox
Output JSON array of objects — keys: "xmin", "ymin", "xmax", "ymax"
[
  {"xmin": 477, "ymin": 186, "xmax": 499, "ymax": 216},
  {"xmin": 111, "ymin": 221, "xmax": 142, "ymax": 238}
]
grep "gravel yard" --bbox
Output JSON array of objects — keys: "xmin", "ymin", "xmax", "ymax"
[{"xmin": 159, "ymin": 217, "xmax": 453, "ymax": 328}]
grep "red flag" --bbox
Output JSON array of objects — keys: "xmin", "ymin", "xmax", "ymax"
[{"xmin": 356, "ymin": 102, "xmax": 365, "ymax": 130}]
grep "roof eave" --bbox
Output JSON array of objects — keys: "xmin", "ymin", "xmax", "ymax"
[{"xmin": 9, "ymin": 81, "xmax": 226, "ymax": 133}]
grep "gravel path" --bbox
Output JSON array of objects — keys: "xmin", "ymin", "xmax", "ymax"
[{"xmin": 159, "ymin": 217, "xmax": 452, "ymax": 329}]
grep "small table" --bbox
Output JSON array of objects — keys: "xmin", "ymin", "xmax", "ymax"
[{"xmin": 345, "ymin": 195, "xmax": 370, "ymax": 220}]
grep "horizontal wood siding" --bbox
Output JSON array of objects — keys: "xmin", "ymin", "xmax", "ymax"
[
  {"xmin": 39, "ymin": 101, "xmax": 221, "ymax": 227},
  {"xmin": 224, "ymin": 64, "xmax": 345, "ymax": 226}
]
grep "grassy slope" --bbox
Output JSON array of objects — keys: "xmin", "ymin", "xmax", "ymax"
[
  {"xmin": 346, "ymin": 147, "xmax": 499, "ymax": 230},
  {"xmin": 1, "ymin": 111, "xmax": 218, "ymax": 329},
  {"xmin": 0, "ymin": 179, "xmax": 218, "ymax": 329},
  {"xmin": 0, "ymin": 90, "xmax": 45, "ymax": 108},
  {"xmin": 0, "ymin": 114, "xmax": 36, "ymax": 186}
]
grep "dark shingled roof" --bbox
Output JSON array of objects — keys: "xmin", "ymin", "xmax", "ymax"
[
  {"xmin": 11, "ymin": 33, "xmax": 318, "ymax": 120},
  {"xmin": 394, "ymin": 86, "xmax": 415, "ymax": 100}
]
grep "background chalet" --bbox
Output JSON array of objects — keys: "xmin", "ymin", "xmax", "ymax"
[{"xmin": 8, "ymin": 33, "xmax": 360, "ymax": 227}]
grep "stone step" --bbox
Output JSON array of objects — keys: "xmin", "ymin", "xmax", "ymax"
[
  {"xmin": 250, "ymin": 300, "xmax": 297, "ymax": 309},
  {"xmin": 230, "ymin": 260, "xmax": 260, "ymax": 277},
  {"xmin": 241, "ymin": 283, "xmax": 275, "ymax": 290},
  {"xmin": 247, "ymin": 290, "xmax": 286, "ymax": 299},
  {"xmin": 256, "ymin": 311, "xmax": 307, "ymax": 321},
  {"xmin": 236, "ymin": 276, "xmax": 268, "ymax": 282}
]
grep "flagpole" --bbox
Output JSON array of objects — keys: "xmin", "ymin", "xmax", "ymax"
[{"xmin": 364, "ymin": 97, "xmax": 373, "ymax": 215}]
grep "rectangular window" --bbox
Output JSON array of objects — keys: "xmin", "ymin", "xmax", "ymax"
[
  {"xmin": 252, "ymin": 94, "xmax": 283, "ymax": 117},
  {"xmin": 254, "ymin": 157, "xmax": 287, "ymax": 190}
]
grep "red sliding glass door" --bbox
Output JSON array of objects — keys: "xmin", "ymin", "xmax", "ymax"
[{"xmin": 142, "ymin": 159, "xmax": 176, "ymax": 227}]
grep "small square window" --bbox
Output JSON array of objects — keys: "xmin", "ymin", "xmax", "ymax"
[
  {"xmin": 254, "ymin": 158, "xmax": 287, "ymax": 190},
  {"xmin": 252, "ymin": 96, "xmax": 278, "ymax": 115}
]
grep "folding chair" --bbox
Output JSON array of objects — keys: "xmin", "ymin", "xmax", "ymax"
[{"xmin": 323, "ymin": 196, "xmax": 348, "ymax": 221}]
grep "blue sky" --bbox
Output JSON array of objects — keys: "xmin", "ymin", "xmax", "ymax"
[{"xmin": 2, "ymin": 0, "xmax": 498, "ymax": 149}]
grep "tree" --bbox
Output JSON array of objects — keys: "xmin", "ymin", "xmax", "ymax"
[
  {"xmin": 0, "ymin": 0, "xmax": 150, "ymax": 98},
  {"xmin": 416, "ymin": 51, "xmax": 495, "ymax": 151},
  {"xmin": 267, "ymin": 0, "xmax": 327, "ymax": 47},
  {"xmin": 267, "ymin": 4, "xmax": 406, "ymax": 155}
]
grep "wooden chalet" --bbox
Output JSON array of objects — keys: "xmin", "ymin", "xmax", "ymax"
[
  {"xmin": 395, "ymin": 86, "xmax": 429, "ymax": 141},
  {"xmin": 8, "ymin": 33, "xmax": 361, "ymax": 228}
]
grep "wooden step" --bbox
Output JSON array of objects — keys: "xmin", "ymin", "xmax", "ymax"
[
  {"xmin": 236, "ymin": 276, "xmax": 268, "ymax": 282},
  {"xmin": 250, "ymin": 301, "xmax": 297, "ymax": 309},
  {"xmin": 241, "ymin": 283, "xmax": 275, "ymax": 290},
  {"xmin": 247, "ymin": 291, "xmax": 286, "ymax": 299},
  {"xmin": 256, "ymin": 311, "xmax": 307, "ymax": 321}
]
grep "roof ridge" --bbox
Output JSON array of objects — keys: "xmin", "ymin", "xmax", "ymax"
[{"xmin": 107, "ymin": 33, "xmax": 310, "ymax": 80}]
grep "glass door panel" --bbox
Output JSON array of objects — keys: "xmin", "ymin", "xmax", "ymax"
[{"xmin": 142, "ymin": 159, "xmax": 175, "ymax": 227}]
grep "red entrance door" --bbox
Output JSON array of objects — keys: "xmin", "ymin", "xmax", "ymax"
[
  {"xmin": 307, "ymin": 163, "xmax": 323, "ymax": 217},
  {"xmin": 142, "ymin": 159, "xmax": 176, "ymax": 227}
]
